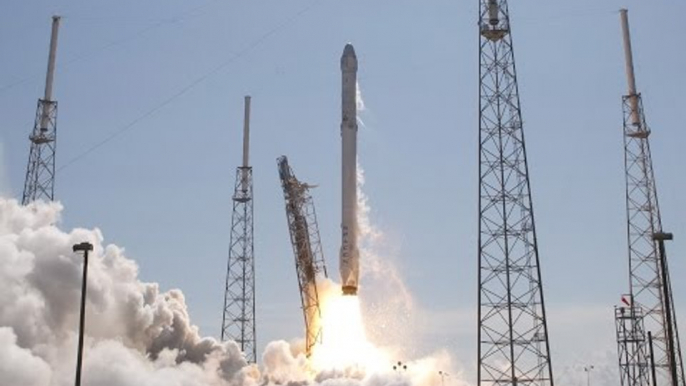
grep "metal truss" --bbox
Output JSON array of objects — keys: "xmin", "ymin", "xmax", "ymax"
[
  {"xmin": 22, "ymin": 99, "xmax": 57, "ymax": 204},
  {"xmin": 622, "ymin": 93, "xmax": 684, "ymax": 386},
  {"xmin": 478, "ymin": 2, "xmax": 554, "ymax": 386},
  {"xmin": 616, "ymin": 304, "xmax": 651, "ymax": 386},
  {"xmin": 221, "ymin": 166, "xmax": 256, "ymax": 363},
  {"xmin": 277, "ymin": 156, "xmax": 327, "ymax": 356}
]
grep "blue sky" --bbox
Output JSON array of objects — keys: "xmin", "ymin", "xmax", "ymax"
[{"xmin": 1, "ymin": 0, "xmax": 685, "ymax": 384}]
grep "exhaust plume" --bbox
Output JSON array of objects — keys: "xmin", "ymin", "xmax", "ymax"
[{"xmin": 0, "ymin": 196, "xmax": 463, "ymax": 386}]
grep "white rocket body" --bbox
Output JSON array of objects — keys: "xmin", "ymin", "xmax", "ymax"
[{"xmin": 340, "ymin": 44, "xmax": 359, "ymax": 296}]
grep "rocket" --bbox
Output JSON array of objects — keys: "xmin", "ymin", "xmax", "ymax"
[{"xmin": 340, "ymin": 43, "xmax": 359, "ymax": 296}]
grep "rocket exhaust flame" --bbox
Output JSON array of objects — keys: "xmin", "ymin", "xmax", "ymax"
[
  {"xmin": 340, "ymin": 43, "xmax": 360, "ymax": 296},
  {"xmin": 310, "ymin": 281, "xmax": 390, "ymax": 374},
  {"xmin": 0, "ymin": 40, "xmax": 468, "ymax": 386},
  {"xmin": 0, "ymin": 178, "xmax": 459, "ymax": 385}
]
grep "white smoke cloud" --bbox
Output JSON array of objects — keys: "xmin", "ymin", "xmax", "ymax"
[
  {"xmin": 0, "ymin": 197, "xmax": 463, "ymax": 386},
  {"xmin": 0, "ymin": 197, "xmax": 254, "ymax": 386},
  {"xmin": 356, "ymin": 81, "xmax": 366, "ymax": 113},
  {"xmin": 356, "ymin": 81, "xmax": 367, "ymax": 128},
  {"xmin": 356, "ymin": 164, "xmax": 416, "ymax": 357},
  {"xmin": 0, "ymin": 327, "xmax": 51, "ymax": 386},
  {"xmin": 353, "ymin": 83, "xmax": 459, "ymax": 369}
]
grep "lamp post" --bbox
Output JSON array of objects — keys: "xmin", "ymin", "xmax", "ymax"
[
  {"xmin": 648, "ymin": 331, "xmax": 658, "ymax": 386},
  {"xmin": 439, "ymin": 370, "xmax": 450, "ymax": 386},
  {"xmin": 393, "ymin": 361, "xmax": 407, "ymax": 372},
  {"xmin": 653, "ymin": 231, "xmax": 678, "ymax": 386},
  {"xmin": 73, "ymin": 242, "xmax": 93, "ymax": 386},
  {"xmin": 583, "ymin": 365, "xmax": 595, "ymax": 386}
]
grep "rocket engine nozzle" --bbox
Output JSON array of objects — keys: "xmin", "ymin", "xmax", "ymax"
[{"xmin": 342, "ymin": 285, "xmax": 358, "ymax": 296}]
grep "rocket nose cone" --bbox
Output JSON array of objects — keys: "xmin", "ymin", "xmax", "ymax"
[
  {"xmin": 341, "ymin": 43, "xmax": 358, "ymax": 71},
  {"xmin": 343, "ymin": 43, "xmax": 356, "ymax": 57}
]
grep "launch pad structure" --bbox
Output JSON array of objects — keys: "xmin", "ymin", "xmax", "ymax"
[
  {"xmin": 9, "ymin": 6, "xmax": 684, "ymax": 384},
  {"xmin": 616, "ymin": 300, "xmax": 652, "ymax": 386},
  {"xmin": 221, "ymin": 96, "xmax": 257, "ymax": 363},
  {"xmin": 615, "ymin": 10, "xmax": 685, "ymax": 386},
  {"xmin": 277, "ymin": 156, "xmax": 328, "ymax": 357},
  {"xmin": 477, "ymin": 2, "xmax": 554, "ymax": 386},
  {"xmin": 22, "ymin": 16, "xmax": 61, "ymax": 205}
]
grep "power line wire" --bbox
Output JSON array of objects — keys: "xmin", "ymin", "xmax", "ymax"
[
  {"xmin": 57, "ymin": 0, "xmax": 324, "ymax": 173},
  {"xmin": 0, "ymin": 0, "xmax": 221, "ymax": 93}
]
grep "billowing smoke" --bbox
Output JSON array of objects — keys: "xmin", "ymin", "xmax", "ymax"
[
  {"xmin": 355, "ymin": 81, "xmax": 366, "ymax": 113},
  {"xmin": 0, "ymin": 197, "xmax": 254, "ymax": 386},
  {"xmin": 354, "ymin": 84, "xmax": 415, "ymax": 357},
  {"xmin": 356, "ymin": 165, "xmax": 415, "ymax": 355},
  {"xmin": 0, "ymin": 197, "xmax": 463, "ymax": 386}
]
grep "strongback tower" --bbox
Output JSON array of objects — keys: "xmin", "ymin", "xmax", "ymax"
[
  {"xmin": 277, "ymin": 156, "xmax": 328, "ymax": 357},
  {"xmin": 618, "ymin": 10, "xmax": 684, "ymax": 386},
  {"xmin": 477, "ymin": 2, "xmax": 554, "ymax": 386},
  {"xmin": 22, "ymin": 16, "xmax": 61, "ymax": 205},
  {"xmin": 221, "ymin": 96, "xmax": 256, "ymax": 363}
]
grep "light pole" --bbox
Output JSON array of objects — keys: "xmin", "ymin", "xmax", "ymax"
[
  {"xmin": 393, "ymin": 361, "xmax": 407, "ymax": 372},
  {"xmin": 583, "ymin": 365, "xmax": 595, "ymax": 386},
  {"xmin": 439, "ymin": 370, "xmax": 450, "ymax": 386},
  {"xmin": 73, "ymin": 242, "xmax": 93, "ymax": 386},
  {"xmin": 653, "ymin": 231, "xmax": 679, "ymax": 386},
  {"xmin": 648, "ymin": 331, "xmax": 658, "ymax": 386}
]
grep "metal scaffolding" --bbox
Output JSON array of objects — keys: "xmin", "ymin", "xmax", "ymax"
[
  {"xmin": 477, "ymin": 2, "xmax": 554, "ymax": 386},
  {"xmin": 616, "ymin": 302, "xmax": 652, "ymax": 386},
  {"xmin": 277, "ymin": 156, "xmax": 327, "ymax": 356}
]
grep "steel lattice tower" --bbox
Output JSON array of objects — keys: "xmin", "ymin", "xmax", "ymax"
[
  {"xmin": 618, "ymin": 10, "xmax": 684, "ymax": 386},
  {"xmin": 22, "ymin": 16, "xmax": 61, "ymax": 205},
  {"xmin": 277, "ymin": 156, "xmax": 328, "ymax": 357},
  {"xmin": 477, "ymin": 2, "xmax": 554, "ymax": 386},
  {"xmin": 221, "ymin": 96, "xmax": 256, "ymax": 363},
  {"xmin": 616, "ymin": 301, "xmax": 652, "ymax": 386}
]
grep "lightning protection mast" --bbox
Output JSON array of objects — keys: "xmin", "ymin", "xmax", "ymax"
[
  {"xmin": 617, "ymin": 10, "xmax": 684, "ymax": 386},
  {"xmin": 477, "ymin": 2, "xmax": 554, "ymax": 386},
  {"xmin": 22, "ymin": 16, "xmax": 61, "ymax": 205},
  {"xmin": 221, "ymin": 96, "xmax": 256, "ymax": 363},
  {"xmin": 277, "ymin": 156, "xmax": 328, "ymax": 357}
]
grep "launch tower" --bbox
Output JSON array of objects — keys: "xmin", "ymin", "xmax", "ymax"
[
  {"xmin": 277, "ymin": 156, "xmax": 328, "ymax": 356},
  {"xmin": 221, "ymin": 96, "xmax": 257, "ymax": 363},
  {"xmin": 616, "ymin": 10, "xmax": 684, "ymax": 386},
  {"xmin": 22, "ymin": 16, "xmax": 61, "ymax": 205},
  {"xmin": 477, "ymin": 2, "xmax": 554, "ymax": 386}
]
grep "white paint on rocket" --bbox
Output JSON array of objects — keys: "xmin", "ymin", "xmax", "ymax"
[{"xmin": 340, "ymin": 44, "xmax": 360, "ymax": 296}]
